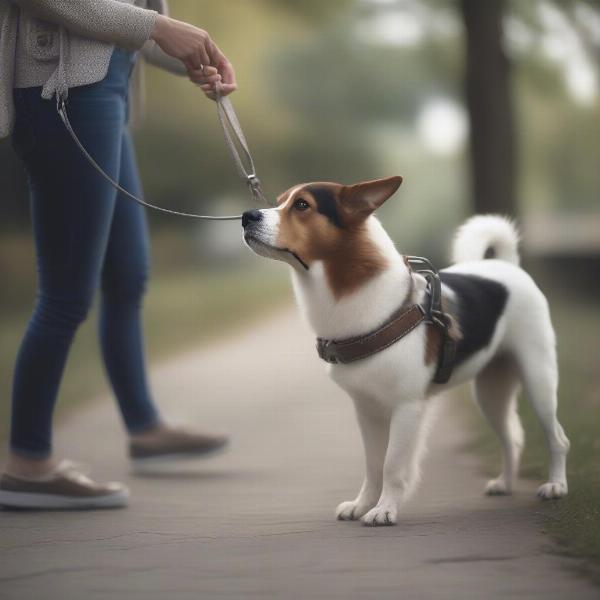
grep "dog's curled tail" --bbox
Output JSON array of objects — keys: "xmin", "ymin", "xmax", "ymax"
[{"xmin": 451, "ymin": 214, "xmax": 520, "ymax": 265}]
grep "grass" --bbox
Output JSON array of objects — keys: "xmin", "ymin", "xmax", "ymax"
[
  {"xmin": 0, "ymin": 230, "xmax": 291, "ymax": 445},
  {"xmin": 467, "ymin": 281, "xmax": 600, "ymax": 581}
]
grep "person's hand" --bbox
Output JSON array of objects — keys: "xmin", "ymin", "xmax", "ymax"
[{"xmin": 151, "ymin": 15, "xmax": 237, "ymax": 99}]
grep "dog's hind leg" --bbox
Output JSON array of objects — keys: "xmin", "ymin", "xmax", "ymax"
[
  {"xmin": 361, "ymin": 399, "xmax": 430, "ymax": 526},
  {"xmin": 516, "ymin": 344, "xmax": 570, "ymax": 499},
  {"xmin": 474, "ymin": 356, "xmax": 524, "ymax": 495},
  {"xmin": 336, "ymin": 397, "xmax": 389, "ymax": 521}
]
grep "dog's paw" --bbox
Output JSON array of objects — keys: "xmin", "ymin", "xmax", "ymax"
[
  {"xmin": 335, "ymin": 500, "xmax": 371, "ymax": 521},
  {"xmin": 361, "ymin": 504, "xmax": 398, "ymax": 527},
  {"xmin": 537, "ymin": 481, "xmax": 568, "ymax": 500},
  {"xmin": 485, "ymin": 477, "xmax": 511, "ymax": 496}
]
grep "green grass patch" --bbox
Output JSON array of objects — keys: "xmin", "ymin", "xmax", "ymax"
[
  {"xmin": 0, "ymin": 231, "xmax": 291, "ymax": 445},
  {"xmin": 467, "ymin": 287, "xmax": 600, "ymax": 580}
]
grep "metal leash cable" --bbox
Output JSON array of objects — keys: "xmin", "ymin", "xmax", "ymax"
[{"xmin": 56, "ymin": 80, "xmax": 270, "ymax": 220}]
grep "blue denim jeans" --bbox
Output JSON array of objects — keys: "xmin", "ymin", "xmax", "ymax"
[{"xmin": 10, "ymin": 49, "xmax": 161, "ymax": 458}]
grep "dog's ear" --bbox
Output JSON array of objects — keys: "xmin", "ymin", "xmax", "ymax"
[{"xmin": 340, "ymin": 176, "xmax": 403, "ymax": 218}]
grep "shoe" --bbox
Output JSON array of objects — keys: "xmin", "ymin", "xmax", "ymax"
[
  {"xmin": 0, "ymin": 460, "xmax": 129, "ymax": 510},
  {"xmin": 130, "ymin": 425, "xmax": 229, "ymax": 474}
]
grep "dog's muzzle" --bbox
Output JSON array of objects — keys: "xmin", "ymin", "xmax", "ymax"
[
  {"xmin": 241, "ymin": 210, "xmax": 309, "ymax": 272},
  {"xmin": 242, "ymin": 209, "xmax": 263, "ymax": 229}
]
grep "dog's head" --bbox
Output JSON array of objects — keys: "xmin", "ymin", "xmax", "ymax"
[{"xmin": 242, "ymin": 176, "xmax": 403, "ymax": 297}]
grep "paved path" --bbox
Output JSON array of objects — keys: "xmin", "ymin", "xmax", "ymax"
[{"xmin": 1, "ymin": 309, "xmax": 597, "ymax": 600}]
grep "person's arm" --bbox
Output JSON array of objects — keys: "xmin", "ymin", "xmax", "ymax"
[
  {"xmin": 12, "ymin": 0, "xmax": 237, "ymax": 98},
  {"xmin": 141, "ymin": 40, "xmax": 187, "ymax": 76},
  {"xmin": 140, "ymin": 1, "xmax": 184, "ymax": 75},
  {"xmin": 11, "ymin": 0, "xmax": 157, "ymax": 49},
  {"xmin": 140, "ymin": 0, "xmax": 185, "ymax": 75}
]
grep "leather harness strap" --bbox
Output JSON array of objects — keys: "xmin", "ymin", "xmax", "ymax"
[
  {"xmin": 316, "ymin": 304, "xmax": 426, "ymax": 365},
  {"xmin": 315, "ymin": 256, "xmax": 457, "ymax": 384}
]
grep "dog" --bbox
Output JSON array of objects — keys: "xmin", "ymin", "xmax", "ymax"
[{"xmin": 242, "ymin": 176, "xmax": 570, "ymax": 526}]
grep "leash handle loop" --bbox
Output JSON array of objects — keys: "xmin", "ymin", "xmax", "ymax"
[{"xmin": 214, "ymin": 83, "xmax": 271, "ymax": 206}]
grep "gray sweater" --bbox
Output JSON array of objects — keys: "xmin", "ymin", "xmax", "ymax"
[{"xmin": 0, "ymin": 0, "xmax": 185, "ymax": 138}]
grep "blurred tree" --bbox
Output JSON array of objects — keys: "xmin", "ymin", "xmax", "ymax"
[
  {"xmin": 266, "ymin": 0, "xmax": 354, "ymax": 21},
  {"xmin": 557, "ymin": 0, "xmax": 600, "ymax": 65},
  {"xmin": 508, "ymin": 0, "xmax": 600, "ymax": 214},
  {"xmin": 2, "ymin": 0, "xmax": 600, "ymax": 234},
  {"xmin": 461, "ymin": 0, "xmax": 517, "ymax": 216}
]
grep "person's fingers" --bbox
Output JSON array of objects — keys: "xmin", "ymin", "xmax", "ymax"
[
  {"xmin": 205, "ymin": 38, "xmax": 224, "ymax": 67},
  {"xmin": 212, "ymin": 48, "xmax": 236, "ymax": 87},
  {"xmin": 186, "ymin": 65, "xmax": 218, "ymax": 78},
  {"xmin": 189, "ymin": 75, "xmax": 221, "ymax": 85},
  {"xmin": 184, "ymin": 55, "xmax": 201, "ymax": 71},
  {"xmin": 175, "ymin": 33, "xmax": 235, "ymax": 99},
  {"xmin": 217, "ymin": 82, "xmax": 237, "ymax": 97},
  {"xmin": 187, "ymin": 68, "xmax": 221, "ymax": 85},
  {"xmin": 182, "ymin": 41, "xmax": 210, "ymax": 71},
  {"xmin": 183, "ymin": 42, "xmax": 204, "ymax": 71},
  {"xmin": 218, "ymin": 59, "xmax": 237, "ymax": 87},
  {"xmin": 188, "ymin": 71, "xmax": 221, "ymax": 83},
  {"xmin": 195, "ymin": 45, "xmax": 211, "ymax": 71}
]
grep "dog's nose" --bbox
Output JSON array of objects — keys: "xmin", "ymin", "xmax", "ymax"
[{"xmin": 242, "ymin": 209, "xmax": 263, "ymax": 228}]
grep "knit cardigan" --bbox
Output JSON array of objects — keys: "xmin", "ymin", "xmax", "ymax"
[{"xmin": 0, "ymin": 0, "xmax": 185, "ymax": 138}]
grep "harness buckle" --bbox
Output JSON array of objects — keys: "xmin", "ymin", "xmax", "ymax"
[
  {"xmin": 316, "ymin": 339, "xmax": 338, "ymax": 364},
  {"xmin": 407, "ymin": 255, "xmax": 457, "ymax": 385},
  {"xmin": 429, "ymin": 309, "xmax": 449, "ymax": 331}
]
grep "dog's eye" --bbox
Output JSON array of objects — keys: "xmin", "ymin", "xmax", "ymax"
[{"xmin": 293, "ymin": 198, "xmax": 310, "ymax": 211}]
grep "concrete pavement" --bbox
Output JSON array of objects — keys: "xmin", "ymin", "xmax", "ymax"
[{"xmin": 0, "ymin": 308, "xmax": 597, "ymax": 599}]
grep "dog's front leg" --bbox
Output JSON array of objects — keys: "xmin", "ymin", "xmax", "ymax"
[
  {"xmin": 362, "ymin": 399, "xmax": 427, "ymax": 526},
  {"xmin": 336, "ymin": 396, "xmax": 390, "ymax": 521}
]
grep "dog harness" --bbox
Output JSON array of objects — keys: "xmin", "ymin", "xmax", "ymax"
[{"xmin": 316, "ymin": 256, "xmax": 457, "ymax": 384}]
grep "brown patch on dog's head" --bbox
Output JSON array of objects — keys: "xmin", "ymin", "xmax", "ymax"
[{"xmin": 275, "ymin": 177, "xmax": 403, "ymax": 298}]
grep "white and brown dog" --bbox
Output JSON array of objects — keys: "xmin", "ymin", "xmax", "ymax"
[{"xmin": 242, "ymin": 177, "xmax": 569, "ymax": 526}]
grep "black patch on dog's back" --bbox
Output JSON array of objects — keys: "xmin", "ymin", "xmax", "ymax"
[
  {"xmin": 440, "ymin": 272, "xmax": 508, "ymax": 366},
  {"xmin": 306, "ymin": 185, "xmax": 343, "ymax": 228}
]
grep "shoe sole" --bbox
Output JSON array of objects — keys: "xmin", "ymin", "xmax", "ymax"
[
  {"xmin": 131, "ymin": 444, "xmax": 229, "ymax": 475},
  {"xmin": 0, "ymin": 488, "xmax": 129, "ymax": 510}
]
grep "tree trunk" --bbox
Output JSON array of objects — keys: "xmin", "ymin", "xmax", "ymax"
[{"xmin": 461, "ymin": 0, "xmax": 517, "ymax": 216}]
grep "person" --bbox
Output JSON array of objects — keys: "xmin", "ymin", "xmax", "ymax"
[{"xmin": 0, "ymin": 0, "xmax": 236, "ymax": 510}]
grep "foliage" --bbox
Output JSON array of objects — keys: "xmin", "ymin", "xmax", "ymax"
[{"xmin": 2, "ymin": 0, "xmax": 599, "ymax": 234}]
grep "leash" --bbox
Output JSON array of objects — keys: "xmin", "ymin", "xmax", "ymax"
[
  {"xmin": 215, "ymin": 92, "xmax": 269, "ymax": 207},
  {"xmin": 56, "ymin": 83, "xmax": 270, "ymax": 220}
]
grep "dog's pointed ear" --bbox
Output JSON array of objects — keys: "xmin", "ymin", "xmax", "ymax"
[{"xmin": 340, "ymin": 176, "xmax": 403, "ymax": 218}]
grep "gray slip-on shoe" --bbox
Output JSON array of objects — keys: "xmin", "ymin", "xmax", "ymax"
[{"xmin": 0, "ymin": 460, "xmax": 129, "ymax": 510}]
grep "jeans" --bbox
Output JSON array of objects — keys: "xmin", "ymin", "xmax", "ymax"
[{"xmin": 10, "ymin": 49, "xmax": 160, "ymax": 459}]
